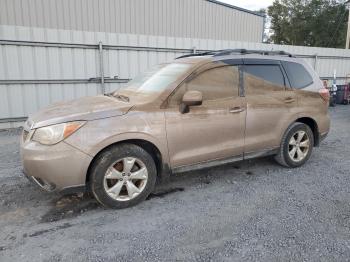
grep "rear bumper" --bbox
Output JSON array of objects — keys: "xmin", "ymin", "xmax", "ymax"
[
  {"xmin": 319, "ymin": 131, "xmax": 329, "ymax": 143},
  {"xmin": 21, "ymin": 140, "xmax": 92, "ymax": 192},
  {"xmin": 315, "ymin": 113, "xmax": 330, "ymax": 146}
]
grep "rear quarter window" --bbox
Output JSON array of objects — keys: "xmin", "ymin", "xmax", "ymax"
[{"xmin": 282, "ymin": 61, "xmax": 313, "ymax": 89}]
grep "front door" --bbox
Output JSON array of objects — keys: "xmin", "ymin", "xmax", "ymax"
[{"xmin": 164, "ymin": 63, "xmax": 246, "ymax": 169}]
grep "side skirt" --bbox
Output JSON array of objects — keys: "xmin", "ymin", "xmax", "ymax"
[
  {"xmin": 172, "ymin": 155, "xmax": 243, "ymax": 174},
  {"xmin": 244, "ymin": 148, "xmax": 278, "ymax": 160},
  {"xmin": 171, "ymin": 148, "xmax": 279, "ymax": 175}
]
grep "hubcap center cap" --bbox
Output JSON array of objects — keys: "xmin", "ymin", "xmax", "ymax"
[{"xmin": 122, "ymin": 173, "xmax": 131, "ymax": 182}]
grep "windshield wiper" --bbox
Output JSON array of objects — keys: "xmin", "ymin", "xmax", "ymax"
[{"xmin": 105, "ymin": 93, "xmax": 130, "ymax": 102}]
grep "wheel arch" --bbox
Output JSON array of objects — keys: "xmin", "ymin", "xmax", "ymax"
[
  {"xmin": 85, "ymin": 138, "xmax": 170, "ymax": 187},
  {"xmin": 294, "ymin": 117, "xmax": 319, "ymax": 146}
]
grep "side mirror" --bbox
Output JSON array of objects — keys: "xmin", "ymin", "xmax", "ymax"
[{"xmin": 180, "ymin": 90, "xmax": 203, "ymax": 114}]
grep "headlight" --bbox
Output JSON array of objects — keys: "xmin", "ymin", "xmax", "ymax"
[{"xmin": 32, "ymin": 121, "xmax": 86, "ymax": 145}]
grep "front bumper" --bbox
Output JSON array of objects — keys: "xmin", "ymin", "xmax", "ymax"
[{"xmin": 21, "ymin": 139, "xmax": 93, "ymax": 192}]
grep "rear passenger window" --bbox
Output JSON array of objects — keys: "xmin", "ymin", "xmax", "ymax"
[
  {"xmin": 244, "ymin": 65, "xmax": 285, "ymax": 94},
  {"xmin": 282, "ymin": 61, "xmax": 313, "ymax": 89}
]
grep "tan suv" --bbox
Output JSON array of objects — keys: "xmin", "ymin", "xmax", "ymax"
[{"xmin": 20, "ymin": 49, "xmax": 330, "ymax": 208}]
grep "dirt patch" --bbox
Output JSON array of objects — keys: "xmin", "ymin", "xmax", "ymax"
[
  {"xmin": 0, "ymin": 208, "xmax": 29, "ymax": 221},
  {"xmin": 24, "ymin": 223, "xmax": 73, "ymax": 238},
  {"xmin": 147, "ymin": 187, "xmax": 184, "ymax": 200},
  {"xmin": 40, "ymin": 193, "xmax": 100, "ymax": 223},
  {"xmin": 41, "ymin": 188, "xmax": 186, "ymax": 221}
]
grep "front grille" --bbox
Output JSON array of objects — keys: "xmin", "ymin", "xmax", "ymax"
[{"xmin": 22, "ymin": 130, "xmax": 29, "ymax": 142}]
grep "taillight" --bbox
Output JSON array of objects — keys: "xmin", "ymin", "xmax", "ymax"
[{"xmin": 319, "ymin": 88, "xmax": 330, "ymax": 101}]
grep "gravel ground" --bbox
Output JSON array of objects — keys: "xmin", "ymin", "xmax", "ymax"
[{"xmin": 1, "ymin": 106, "xmax": 350, "ymax": 262}]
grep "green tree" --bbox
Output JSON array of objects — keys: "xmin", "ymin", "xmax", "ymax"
[{"xmin": 268, "ymin": 0, "xmax": 348, "ymax": 48}]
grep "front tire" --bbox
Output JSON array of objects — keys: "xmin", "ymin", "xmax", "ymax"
[
  {"xmin": 89, "ymin": 144, "xmax": 157, "ymax": 209},
  {"xmin": 275, "ymin": 122, "xmax": 314, "ymax": 168}
]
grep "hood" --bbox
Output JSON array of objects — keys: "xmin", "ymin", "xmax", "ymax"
[{"xmin": 28, "ymin": 95, "xmax": 133, "ymax": 129}]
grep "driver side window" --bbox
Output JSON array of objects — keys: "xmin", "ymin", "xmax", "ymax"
[{"xmin": 169, "ymin": 65, "xmax": 239, "ymax": 106}]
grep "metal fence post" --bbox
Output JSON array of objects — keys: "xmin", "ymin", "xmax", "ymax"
[
  {"xmin": 192, "ymin": 46, "xmax": 197, "ymax": 54},
  {"xmin": 99, "ymin": 41, "xmax": 105, "ymax": 94},
  {"xmin": 314, "ymin": 54, "xmax": 318, "ymax": 71}
]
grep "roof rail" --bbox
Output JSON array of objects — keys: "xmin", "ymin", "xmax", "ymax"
[
  {"xmin": 175, "ymin": 49, "xmax": 295, "ymax": 59},
  {"xmin": 175, "ymin": 50, "xmax": 226, "ymax": 59},
  {"xmin": 214, "ymin": 49, "xmax": 295, "ymax": 57}
]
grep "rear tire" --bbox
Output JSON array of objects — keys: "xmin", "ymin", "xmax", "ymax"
[
  {"xmin": 89, "ymin": 144, "xmax": 157, "ymax": 209},
  {"xmin": 275, "ymin": 122, "xmax": 314, "ymax": 168}
]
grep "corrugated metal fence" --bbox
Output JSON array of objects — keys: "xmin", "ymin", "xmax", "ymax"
[
  {"xmin": 1, "ymin": 25, "xmax": 350, "ymax": 128},
  {"xmin": 0, "ymin": 0, "xmax": 264, "ymax": 42}
]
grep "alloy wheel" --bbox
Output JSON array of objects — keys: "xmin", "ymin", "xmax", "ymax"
[
  {"xmin": 288, "ymin": 130, "xmax": 310, "ymax": 162},
  {"xmin": 103, "ymin": 157, "xmax": 148, "ymax": 201}
]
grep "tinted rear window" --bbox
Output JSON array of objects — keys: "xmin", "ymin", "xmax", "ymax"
[
  {"xmin": 282, "ymin": 61, "xmax": 313, "ymax": 89},
  {"xmin": 244, "ymin": 65, "xmax": 285, "ymax": 87}
]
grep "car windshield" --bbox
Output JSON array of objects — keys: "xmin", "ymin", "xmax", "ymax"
[{"xmin": 111, "ymin": 63, "xmax": 191, "ymax": 103}]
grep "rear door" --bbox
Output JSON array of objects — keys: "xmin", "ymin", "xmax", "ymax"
[{"xmin": 243, "ymin": 59, "xmax": 297, "ymax": 155}]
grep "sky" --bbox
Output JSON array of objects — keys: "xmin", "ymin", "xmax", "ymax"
[{"xmin": 218, "ymin": 0, "xmax": 274, "ymax": 11}]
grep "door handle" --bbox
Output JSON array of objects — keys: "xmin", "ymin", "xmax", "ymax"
[
  {"xmin": 284, "ymin": 97, "xmax": 296, "ymax": 103},
  {"xmin": 229, "ymin": 107, "xmax": 245, "ymax": 113}
]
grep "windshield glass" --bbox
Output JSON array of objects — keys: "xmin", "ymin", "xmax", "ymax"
[{"xmin": 112, "ymin": 63, "xmax": 191, "ymax": 103}]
